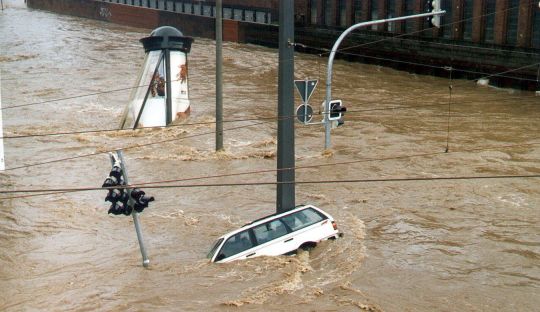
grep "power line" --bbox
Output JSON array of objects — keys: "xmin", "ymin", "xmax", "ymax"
[
  {"xmin": 320, "ymin": 48, "xmax": 540, "ymax": 83},
  {"xmin": 0, "ymin": 115, "xmax": 277, "ymax": 140},
  {"xmin": 4, "ymin": 2, "xmax": 538, "ymax": 112},
  {"xmin": 319, "ymin": 1, "xmax": 537, "ymax": 57},
  {"xmin": 2, "ymin": 90, "xmax": 538, "ymax": 141},
  {"xmin": 2, "ymin": 82, "xmax": 156, "ymax": 111},
  {"xmin": 2, "ymin": 119, "xmax": 274, "ymax": 172},
  {"xmin": 1, "ymin": 174, "xmax": 538, "ymax": 196},
  {"xmin": 1, "ymin": 141, "xmax": 538, "ymax": 199}
]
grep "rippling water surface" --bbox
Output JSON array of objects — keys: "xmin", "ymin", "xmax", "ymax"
[{"xmin": 1, "ymin": 1, "xmax": 539, "ymax": 311}]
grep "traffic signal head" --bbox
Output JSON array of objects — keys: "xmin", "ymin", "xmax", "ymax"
[
  {"xmin": 328, "ymin": 100, "xmax": 346, "ymax": 121},
  {"xmin": 108, "ymin": 201, "xmax": 133, "ymax": 216},
  {"xmin": 130, "ymin": 188, "xmax": 155, "ymax": 213},
  {"xmin": 102, "ymin": 166, "xmax": 124, "ymax": 187},
  {"xmin": 426, "ymin": 0, "xmax": 441, "ymax": 28},
  {"xmin": 105, "ymin": 189, "xmax": 128, "ymax": 203}
]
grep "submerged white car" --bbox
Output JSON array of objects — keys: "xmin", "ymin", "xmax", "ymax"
[{"xmin": 207, "ymin": 205, "xmax": 341, "ymax": 263}]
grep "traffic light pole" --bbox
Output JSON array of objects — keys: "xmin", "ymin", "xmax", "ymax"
[
  {"xmin": 324, "ymin": 10, "xmax": 445, "ymax": 150},
  {"xmin": 111, "ymin": 150, "xmax": 150, "ymax": 268}
]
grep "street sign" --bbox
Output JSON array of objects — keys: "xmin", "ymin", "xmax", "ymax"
[
  {"xmin": 294, "ymin": 79, "xmax": 318, "ymax": 103},
  {"xmin": 296, "ymin": 104, "xmax": 313, "ymax": 124}
]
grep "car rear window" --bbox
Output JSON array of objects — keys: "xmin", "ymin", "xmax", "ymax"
[
  {"xmin": 253, "ymin": 219, "xmax": 288, "ymax": 245},
  {"xmin": 218, "ymin": 230, "xmax": 254, "ymax": 260},
  {"xmin": 280, "ymin": 208, "xmax": 327, "ymax": 232}
]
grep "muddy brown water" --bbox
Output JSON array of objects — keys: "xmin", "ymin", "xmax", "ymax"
[{"xmin": 1, "ymin": 1, "xmax": 539, "ymax": 311}]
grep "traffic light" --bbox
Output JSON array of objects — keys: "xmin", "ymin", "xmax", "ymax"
[
  {"xmin": 103, "ymin": 156, "xmax": 155, "ymax": 216},
  {"xmin": 105, "ymin": 188, "xmax": 128, "ymax": 203},
  {"xmin": 108, "ymin": 201, "xmax": 133, "ymax": 216},
  {"xmin": 426, "ymin": 0, "xmax": 441, "ymax": 28},
  {"xmin": 328, "ymin": 99, "xmax": 346, "ymax": 121},
  {"xmin": 103, "ymin": 165, "xmax": 131, "ymax": 216},
  {"xmin": 130, "ymin": 188, "xmax": 155, "ymax": 213},
  {"xmin": 102, "ymin": 165, "xmax": 123, "ymax": 187}
]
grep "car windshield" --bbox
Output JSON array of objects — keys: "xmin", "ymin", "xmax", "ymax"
[{"xmin": 206, "ymin": 238, "xmax": 223, "ymax": 259}]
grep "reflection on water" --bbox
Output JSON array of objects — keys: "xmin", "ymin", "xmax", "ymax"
[{"xmin": 1, "ymin": 1, "xmax": 539, "ymax": 311}]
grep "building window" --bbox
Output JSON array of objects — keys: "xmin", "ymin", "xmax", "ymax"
[
  {"xmin": 325, "ymin": 0, "xmax": 334, "ymax": 26},
  {"xmin": 441, "ymin": 0, "xmax": 453, "ymax": 38},
  {"xmin": 484, "ymin": 0, "xmax": 496, "ymax": 43},
  {"xmin": 533, "ymin": 9, "xmax": 540, "ymax": 48},
  {"xmin": 405, "ymin": 0, "xmax": 415, "ymax": 33},
  {"xmin": 340, "ymin": 0, "xmax": 348, "ymax": 27},
  {"xmin": 462, "ymin": 0, "xmax": 473, "ymax": 40},
  {"xmin": 311, "ymin": 0, "xmax": 318, "ymax": 24},
  {"xmin": 371, "ymin": 0, "xmax": 378, "ymax": 30},
  {"xmin": 388, "ymin": 0, "xmax": 396, "ymax": 32},
  {"xmin": 223, "ymin": 8, "xmax": 232, "ymax": 19},
  {"xmin": 233, "ymin": 8, "xmax": 243, "ymax": 21},
  {"xmin": 506, "ymin": 0, "xmax": 520, "ymax": 45},
  {"xmin": 354, "ymin": 0, "xmax": 363, "ymax": 23}
]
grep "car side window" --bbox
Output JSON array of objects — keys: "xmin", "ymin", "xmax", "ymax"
[
  {"xmin": 217, "ymin": 230, "xmax": 254, "ymax": 260},
  {"xmin": 253, "ymin": 219, "xmax": 289, "ymax": 245},
  {"xmin": 281, "ymin": 208, "xmax": 326, "ymax": 232}
]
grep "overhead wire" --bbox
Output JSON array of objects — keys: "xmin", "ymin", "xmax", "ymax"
[
  {"xmin": 310, "ymin": 48, "xmax": 540, "ymax": 83},
  {"xmin": 1, "ymin": 3, "xmax": 538, "ymax": 176},
  {"xmin": 1, "ymin": 140, "xmax": 539, "ymax": 200},
  {"xmin": 2, "ymin": 87, "xmax": 539, "ymax": 141},
  {"xmin": 0, "ymin": 115, "xmax": 277, "ymax": 140},
  {"xmin": 1, "ymin": 174, "xmax": 539, "ymax": 197},
  {"xmin": 3, "ymin": 2, "xmax": 538, "ymax": 112},
  {"xmin": 316, "ymin": 1, "xmax": 538, "ymax": 57},
  {"xmin": 2, "ymin": 119, "xmax": 275, "ymax": 172}
]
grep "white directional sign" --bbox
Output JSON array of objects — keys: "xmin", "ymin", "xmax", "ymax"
[{"xmin": 294, "ymin": 79, "xmax": 318, "ymax": 103}]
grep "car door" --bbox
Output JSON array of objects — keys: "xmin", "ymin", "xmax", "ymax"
[
  {"xmin": 249, "ymin": 219, "xmax": 296, "ymax": 257},
  {"xmin": 214, "ymin": 229, "xmax": 258, "ymax": 263}
]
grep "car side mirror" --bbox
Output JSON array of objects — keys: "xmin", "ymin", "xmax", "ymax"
[{"xmin": 215, "ymin": 253, "xmax": 226, "ymax": 261}]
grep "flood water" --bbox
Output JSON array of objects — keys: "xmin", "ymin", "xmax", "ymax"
[{"xmin": 1, "ymin": 1, "xmax": 539, "ymax": 311}]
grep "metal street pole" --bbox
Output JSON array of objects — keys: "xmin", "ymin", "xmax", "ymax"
[
  {"xmin": 215, "ymin": 0, "xmax": 223, "ymax": 151},
  {"xmin": 276, "ymin": 0, "xmax": 295, "ymax": 213},
  {"xmin": 114, "ymin": 150, "xmax": 150, "ymax": 268},
  {"xmin": 324, "ymin": 10, "xmax": 445, "ymax": 149},
  {"xmin": 0, "ymin": 70, "xmax": 4, "ymax": 171},
  {"xmin": 165, "ymin": 49, "xmax": 172, "ymax": 125}
]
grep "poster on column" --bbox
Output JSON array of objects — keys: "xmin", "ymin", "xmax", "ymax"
[{"xmin": 170, "ymin": 50, "xmax": 190, "ymax": 121}]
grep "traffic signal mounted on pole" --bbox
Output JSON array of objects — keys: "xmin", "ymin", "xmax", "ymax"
[
  {"xmin": 102, "ymin": 160, "xmax": 154, "ymax": 216},
  {"xmin": 328, "ymin": 99, "xmax": 346, "ymax": 121},
  {"xmin": 103, "ymin": 164, "xmax": 132, "ymax": 216},
  {"xmin": 426, "ymin": 0, "xmax": 442, "ymax": 28},
  {"xmin": 130, "ymin": 188, "xmax": 155, "ymax": 213}
]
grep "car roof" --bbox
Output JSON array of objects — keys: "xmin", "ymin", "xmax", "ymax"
[
  {"xmin": 218, "ymin": 204, "xmax": 329, "ymax": 240},
  {"xmin": 241, "ymin": 204, "xmax": 307, "ymax": 227}
]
